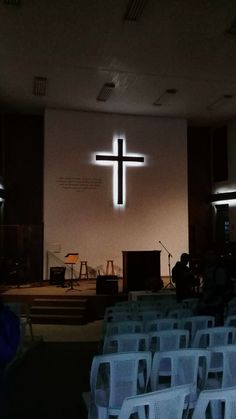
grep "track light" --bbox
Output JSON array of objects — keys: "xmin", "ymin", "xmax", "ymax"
[
  {"xmin": 33, "ymin": 76, "xmax": 47, "ymax": 97},
  {"xmin": 3, "ymin": 0, "xmax": 20, "ymax": 4},
  {"xmin": 96, "ymin": 83, "xmax": 115, "ymax": 102},
  {"xmin": 153, "ymin": 89, "xmax": 177, "ymax": 106},
  {"xmin": 207, "ymin": 94, "xmax": 233, "ymax": 111},
  {"xmin": 124, "ymin": 0, "xmax": 148, "ymax": 21}
]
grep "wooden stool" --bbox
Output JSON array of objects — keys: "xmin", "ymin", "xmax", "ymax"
[
  {"xmin": 106, "ymin": 260, "xmax": 115, "ymax": 276},
  {"xmin": 79, "ymin": 261, "xmax": 89, "ymax": 280}
]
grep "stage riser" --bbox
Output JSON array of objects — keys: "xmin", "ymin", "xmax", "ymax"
[
  {"xmin": 30, "ymin": 297, "xmax": 88, "ymax": 325},
  {"xmin": 30, "ymin": 314, "xmax": 85, "ymax": 325},
  {"xmin": 1, "ymin": 293, "xmax": 128, "ymax": 324},
  {"xmin": 31, "ymin": 306, "xmax": 86, "ymax": 315},
  {"xmin": 32, "ymin": 298, "xmax": 87, "ymax": 306}
]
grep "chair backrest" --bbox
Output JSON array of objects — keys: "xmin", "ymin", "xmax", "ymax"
[
  {"xmin": 135, "ymin": 310, "xmax": 164, "ymax": 322},
  {"xmin": 181, "ymin": 315, "xmax": 215, "ymax": 342},
  {"xmin": 103, "ymin": 313, "xmax": 134, "ymax": 337},
  {"xmin": 103, "ymin": 333, "xmax": 149, "ymax": 354},
  {"xmin": 164, "ymin": 303, "xmax": 183, "ymax": 316},
  {"xmin": 114, "ymin": 301, "xmax": 137, "ymax": 313},
  {"xmin": 182, "ymin": 298, "xmax": 199, "ymax": 309},
  {"xmin": 136, "ymin": 302, "xmax": 164, "ymax": 309},
  {"xmin": 209, "ymin": 345, "xmax": 236, "ymax": 388},
  {"xmin": 104, "ymin": 305, "xmax": 131, "ymax": 315},
  {"xmin": 168, "ymin": 308, "xmax": 193, "ymax": 319},
  {"xmin": 228, "ymin": 297, "xmax": 236, "ymax": 306},
  {"xmin": 149, "ymin": 329, "xmax": 190, "ymax": 352},
  {"xmin": 90, "ymin": 351, "xmax": 152, "ymax": 415},
  {"xmin": 104, "ymin": 320, "xmax": 144, "ymax": 336},
  {"xmin": 227, "ymin": 305, "xmax": 236, "ymax": 316},
  {"xmin": 144, "ymin": 318, "xmax": 180, "ymax": 333},
  {"xmin": 224, "ymin": 314, "xmax": 236, "ymax": 327},
  {"xmin": 192, "ymin": 326, "xmax": 236, "ymax": 348},
  {"xmin": 118, "ymin": 385, "xmax": 191, "ymax": 419},
  {"xmin": 104, "ymin": 310, "xmax": 133, "ymax": 323},
  {"xmin": 192, "ymin": 386, "xmax": 236, "ymax": 419},
  {"xmin": 150, "ymin": 348, "xmax": 211, "ymax": 407},
  {"xmin": 115, "ymin": 301, "xmax": 134, "ymax": 308}
]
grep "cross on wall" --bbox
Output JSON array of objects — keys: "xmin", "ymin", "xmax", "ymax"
[{"xmin": 96, "ymin": 138, "xmax": 145, "ymax": 205}]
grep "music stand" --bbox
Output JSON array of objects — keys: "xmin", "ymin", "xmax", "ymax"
[{"xmin": 65, "ymin": 253, "xmax": 79, "ymax": 292}]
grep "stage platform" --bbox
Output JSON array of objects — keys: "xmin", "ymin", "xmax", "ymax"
[
  {"xmin": 0, "ymin": 278, "xmax": 128, "ymax": 324},
  {"xmin": 0, "ymin": 277, "xmax": 123, "ymax": 296},
  {"xmin": 0, "ymin": 278, "xmax": 175, "ymax": 324}
]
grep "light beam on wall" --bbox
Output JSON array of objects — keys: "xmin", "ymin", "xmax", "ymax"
[
  {"xmin": 210, "ymin": 191, "xmax": 236, "ymax": 202},
  {"xmin": 210, "ymin": 190, "xmax": 236, "ymax": 207},
  {"xmin": 95, "ymin": 138, "xmax": 145, "ymax": 207},
  {"xmin": 0, "ymin": 182, "xmax": 5, "ymax": 203}
]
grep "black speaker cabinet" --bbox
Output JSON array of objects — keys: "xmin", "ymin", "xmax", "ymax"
[
  {"xmin": 96, "ymin": 275, "xmax": 118, "ymax": 295},
  {"xmin": 50, "ymin": 266, "xmax": 66, "ymax": 286}
]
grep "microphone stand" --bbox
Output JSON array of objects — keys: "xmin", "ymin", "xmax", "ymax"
[{"xmin": 158, "ymin": 241, "xmax": 175, "ymax": 289}]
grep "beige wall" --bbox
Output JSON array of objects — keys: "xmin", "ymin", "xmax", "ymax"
[{"xmin": 44, "ymin": 109, "xmax": 188, "ymax": 279}]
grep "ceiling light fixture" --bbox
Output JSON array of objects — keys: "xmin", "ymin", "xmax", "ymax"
[
  {"xmin": 124, "ymin": 0, "xmax": 148, "ymax": 22},
  {"xmin": 153, "ymin": 88, "xmax": 177, "ymax": 106},
  {"xmin": 33, "ymin": 76, "xmax": 47, "ymax": 97},
  {"xmin": 207, "ymin": 94, "xmax": 233, "ymax": 111},
  {"xmin": 96, "ymin": 83, "xmax": 115, "ymax": 102}
]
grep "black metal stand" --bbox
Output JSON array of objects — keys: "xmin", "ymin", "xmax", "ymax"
[
  {"xmin": 158, "ymin": 240, "xmax": 175, "ymax": 289},
  {"xmin": 65, "ymin": 262, "xmax": 80, "ymax": 292}
]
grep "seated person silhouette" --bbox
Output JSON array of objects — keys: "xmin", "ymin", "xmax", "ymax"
[{"xmin": 172, "ymin": 253, "xmax": 195, "ymax": 302}]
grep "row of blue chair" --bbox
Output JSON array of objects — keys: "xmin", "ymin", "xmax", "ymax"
[
  {"xmin": 85, "ymin": 346, "xmax": 236, "ymax": 418},
  {"xmin": 103, "ymin": 314, "xmax": 215, "ymax": 338},
  {"xmin": 102, "ymin": 326, "xmax": 236, "ymax": 354},
  {"xmin": 117, "ymin": 385, "xmax": 236, "ymax": 419}
]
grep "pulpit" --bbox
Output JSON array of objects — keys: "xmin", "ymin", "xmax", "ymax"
[{"xmin": 122, "ymin": 250, "xmax": 161, "ymax": 292}]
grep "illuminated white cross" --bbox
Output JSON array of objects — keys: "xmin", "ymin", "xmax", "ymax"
[{"xmin": 96, "ymin": 138, "xmax": 144, "ymax": 205}]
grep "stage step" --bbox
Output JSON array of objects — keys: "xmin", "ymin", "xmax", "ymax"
[
  {"xmin": 30, "ymin": 314, "xmax": 85, "ymax": 325},
  {"xmin": 31, "ymin": 305, "xmax": 86, "ymax": 315},
  {"xmin": 32, "ymin": 298, "xmax": 86, "ymax": 306},
  {"xmin": 30, "ymin": 297, "xmax": 88, "ymax": 325}
]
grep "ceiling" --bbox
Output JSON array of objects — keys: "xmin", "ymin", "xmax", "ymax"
[{"xmin": 1, "ymin": 0, "xmax": 236, "ymax": 125}]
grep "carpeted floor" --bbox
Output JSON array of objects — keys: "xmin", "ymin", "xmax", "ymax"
[{"xmin": 2, "ymin": 340, "xmax": 99, "ymax": 419}]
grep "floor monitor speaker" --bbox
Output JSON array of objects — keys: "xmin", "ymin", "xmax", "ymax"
[
  {"xmin": 96, "ymin": 275, "xmax": 118, "ymax": 295},
  {"xmin": 50, "ymin": 266, "xmax": 66, "ymax": 286}
]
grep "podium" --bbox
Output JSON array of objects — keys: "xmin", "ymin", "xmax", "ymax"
[
  {"xmin": 65, "ymin": 253, "xmax": 79, "ymax": 291},
  {"xmin": 122, "ymin": 250, "xmax": 161, "ymax": 292}
]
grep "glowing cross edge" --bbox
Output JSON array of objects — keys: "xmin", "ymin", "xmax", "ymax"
[{"xmin": 95, "ymin": 138, "xmax": 145, "ymax": 206}]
